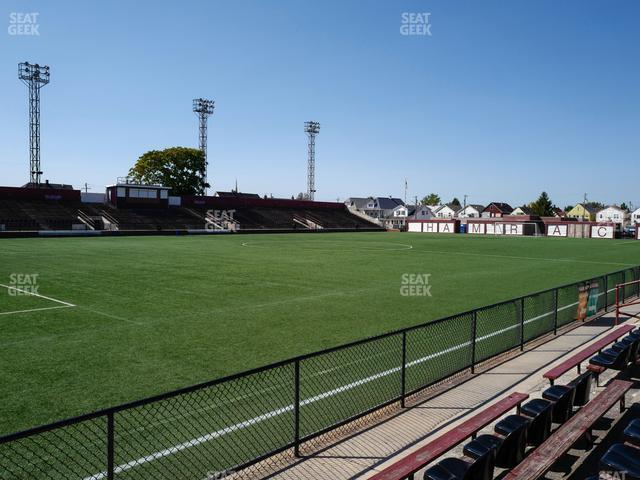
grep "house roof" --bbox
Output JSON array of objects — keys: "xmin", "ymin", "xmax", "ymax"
[
  {"xmin": 376, "ymin": 197, "xmax": 405, "ymax": 209},
  {"xmin": 514, "ymin": 206, "xmax": 533, "ymax": 214},
  {"xmin": 434, "ymin": 203, "xmax": 459, "ymax": 212},
  {"xmin": 598, "ymin": 205, "xmax": 626, "ymax": 214},
  {"xmin": 457, "ymin": 204, "xmax": 484, "ymax": 214},
  {"xmin": 345, "ymin": 197, "xmax": 370, "ymax": 209},
  {"xmin": 571, "ymin": 203, "xmax": 599, "ymax": 215},
  {"xmin": 484, "ymin": 202, "xmax": 514, "ymax": 213},
  {"xmin": 216, "ymin": 191, "xmax": 261, "ymax": 198}
]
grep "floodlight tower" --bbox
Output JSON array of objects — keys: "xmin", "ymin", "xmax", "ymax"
[
  {"xmin": 304, "ymin": 121, "xmax": 320, "ymax": 201},
  {"xmin": 193, "ymin": 98, "xmax": 215, "ymax": 191},
  {"xmin": 19, "ymin": 62, "xmax": 50, "ymax": 185}
]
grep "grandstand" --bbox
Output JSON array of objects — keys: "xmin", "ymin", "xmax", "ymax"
[{"xmin": 0, "ymin": 185, "xmax": 381, "ymax": 234}]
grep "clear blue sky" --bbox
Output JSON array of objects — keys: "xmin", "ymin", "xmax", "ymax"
[{"xmin": 1, "ymin": 0, "xmax": 638, "ymax": 208}]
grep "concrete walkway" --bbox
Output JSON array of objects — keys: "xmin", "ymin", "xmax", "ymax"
[{"xmin": 257, "ymin": 306, "xmax": 640, "ymax": 480}]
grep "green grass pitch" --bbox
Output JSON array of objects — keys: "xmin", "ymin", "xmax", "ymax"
[{"xmin": 1, "ymin": 232, "xmax": 639, "ymax": 438}]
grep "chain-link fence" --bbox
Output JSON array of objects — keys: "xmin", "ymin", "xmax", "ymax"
[{"xmin": 1, "ymin": 266, "xmax": 638, "ymax": 479}]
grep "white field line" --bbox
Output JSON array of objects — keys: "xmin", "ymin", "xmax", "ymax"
[
  {"xmin": 0, "ymin": 284, "xmax": 76, "ymax": 307},
  {"xmin": 0, "ymin": 305, "xmax": 73, "ymax": 316},
  {"xmin": 84, "ymin": 293, "xmax": 604, "ymax": 480}
]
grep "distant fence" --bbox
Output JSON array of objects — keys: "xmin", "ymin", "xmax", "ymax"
[{"xmin": 1, "ymin": 266, "xmax": 639, "ymax": 480}]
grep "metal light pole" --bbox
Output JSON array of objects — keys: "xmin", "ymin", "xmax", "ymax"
[
  {"xmin": 19, "ymin": 62, "xmax": 50, "ymax": 185},
  {"xmin": 304, "ymin": 121, "xmax": 320, "ymax": 201},
  {"xmin": 193, "ymin": 98, "xmax": 215, "ymax": 193}
]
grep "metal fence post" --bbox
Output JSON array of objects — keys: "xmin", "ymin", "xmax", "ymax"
[
  {"xmin": 471, "ymin": 311, "xmax": 477, "ymax": 374},
  {"xmin": 553, "ymin": 288, "xmax": 559, "ymax": 335},
  {"xmin": 604, "ymin": 275, "xmax": 609, "ymax": 309},
  {"xmin": 294, "ymin": 360, "xmax": 301, "ymax": 457},
  {"xmin": 520, "ymin": 298, "xmax": 525, "ymax": 351},
  {"xmin": 401, "ymin": 331, "xmax": 407, "ymax": 408},
  {"xmin": 107, "ymin": 412, "xmax": 115, "ymax": 480}
]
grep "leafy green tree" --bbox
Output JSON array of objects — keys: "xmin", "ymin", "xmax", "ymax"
[
  {"xmin": 128, "ymin": 147, "xmax": 208, "ymax": 195},
  {"xmin": 564, "ymin": 205, "xmax": 574, "ymax": 212},
  {"xmin": 529, "ymin": 191, "xmax": 554, "ymax": 216},
  {"xmin": 450, "ymin": 197, "xmax": 461, "ymax": 207},
  {"xmin": 421, "ymin": 193, "xmax": 441, "ymax": 206},
  {"xmin": 620, "ymin": 202, "xmax": 629, "ymax": 212}
]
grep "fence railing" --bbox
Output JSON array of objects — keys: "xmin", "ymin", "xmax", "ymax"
[{"xmin": 1, "ymin": 266, "xmax": 639, "ymax": 480}]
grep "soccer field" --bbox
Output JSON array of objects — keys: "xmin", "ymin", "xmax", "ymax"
[{"xmin": 1, "ymin": 232, "xmax": 639, "ymax": 437}]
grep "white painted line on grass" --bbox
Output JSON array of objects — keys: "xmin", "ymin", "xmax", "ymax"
[
  {"xmin": 0, "ymin": 284, "xmax": 76, "ymax": 307},
  {"xmin": 0, "ymin": 305, "xmax": 74, "ymax": 316},
  {"xmin": 84, "ymin": 295, "xmax": 598, "ymax": 480}
]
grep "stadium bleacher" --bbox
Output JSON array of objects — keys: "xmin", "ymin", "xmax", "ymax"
[
  {"xmin": 0, "ymin": 199, "xmax": 82, "ymax": 230},
  {"xmin": 0, "ymin": 188, "xmax": 381, "ymax": 231}
]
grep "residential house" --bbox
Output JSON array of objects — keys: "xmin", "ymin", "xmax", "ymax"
[
  {"xmin": 433, "ymin": 203, "xmax": 459, "ymax": 219},
  {"xmin": 481, "ymin": 203, "xmax": 514, "ymax": 218},
  {"xmin": 552, "ymin": 207, "xmax": 566, "ymax": 218},
  {"xmin": 512, "ymin": 206, "xmax": 533, "ymax": 216},
  {"xmin": 456, "ymin": 204, "xmax": 485, "ymax": 219},
  {"xmin": 383, "ymin": 204, "xmax": 433, "ymax": 230},
  {"xmin": 344, "ymin": 197, "xmax": 370, "ymax": 211},
  {"xmin": 412, "ymin": 205, "xmax": 435, "ymax": 220},
  {"xmin": 631, "ymin": 207, "xmax": 640, "ymax": 225},
  {"xmin": 596, "ymin": 206, "xmax": 630, "ymax": 226},
  {"xmin": 346, "ymin": 196, "xmax": 405, "ymax": 220},
  {"xmin": 566, "ymin": 204, "xmax": 597, "ymax": 221}
]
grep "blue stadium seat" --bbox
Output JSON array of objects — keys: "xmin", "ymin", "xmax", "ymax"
[
  {"xmin": 543, "ymin": 385, "xmax": 576, "ymax": 423},
  {"xmin": 569, "ymin": 372, "xmax": 594, "ymax": 407},
  {"xmin": 423, "ymin": 456, "xmax": 489, "ymax": 480},
  {"xmin": 470, "ymin": 415, "xmax": 529, "ymax": 469},
  {"xmin": 589, "ymin": 346, "xmax": 630, "ymax": 371},
  {"xmin": 624, "ymin": 419, "xmax": 640, "ymax": 447},
  {"xmin": 462, "ymin": 437, "xmax": 498, "ymax": 480},
  {"xmin": 520, "ymin": 399, "xmax": 553, "ymax": 445},
  {"xmin": 599, "ymin": 443, "xmax": 640, "ymax": 480}
]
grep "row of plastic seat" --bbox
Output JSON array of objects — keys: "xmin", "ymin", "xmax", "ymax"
[
  {"xmin": 589, "ymin": 327, "xmax": 640, "ymax": 480},
  {"xmin": 587, "ymin": 418, "xmax": 640, "ymax": 480},
  {"xmin": 422, "ymin": 344, "xmax": 620, "ymax": 480},
  {"xmin": 589, "ymin": 327, "xmax": 640, "ymax": 372}
]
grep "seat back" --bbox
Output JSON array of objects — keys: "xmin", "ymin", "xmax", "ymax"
[
  {"xmin": 464, "ymin": 453, "xmax": 494, "ymax": 480},
  {"xmin": 571, "ymin": 372, "xmax": 594, "ymax": 407},
  {"xmin": 495, "ymin": 416, "xmax": 529, "ymax": 467}
]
